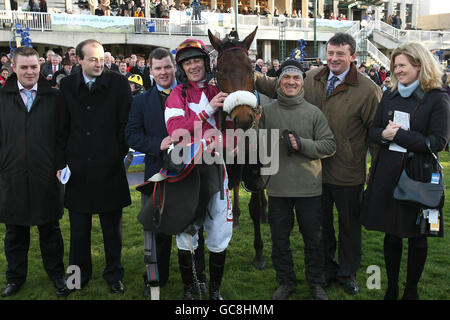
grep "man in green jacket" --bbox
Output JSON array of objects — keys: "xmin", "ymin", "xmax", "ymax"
[
  {"xmin": 259, "ymin": 60, "xmax": 336, "ymax": 300},
  {"xmin": 303, "ymin": 33, "xmax": 382, "ymax": 295}
]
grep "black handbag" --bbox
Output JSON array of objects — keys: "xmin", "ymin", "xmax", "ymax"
[{"xmin": 393, "ymin": 138, "xmax": 445, "ymax": 209}]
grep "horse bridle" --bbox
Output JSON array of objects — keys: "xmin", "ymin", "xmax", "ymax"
[{"xmin": 214, "ymin": 46, "xmax": 261, "ymax": 129}]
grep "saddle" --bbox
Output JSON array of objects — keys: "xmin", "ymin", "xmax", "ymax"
[{"xmin": 136, "ymin": 141, "xmax": 223, "ymax": 235}]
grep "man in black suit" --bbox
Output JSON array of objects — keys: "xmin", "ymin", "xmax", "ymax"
[
  {"xmin": 41, "ymin": 53, "xmax": 61, "ymax": 83},
  {"xmin": 104, "ymin": 51, "xmax": 119, "ymax": 72},
  {"xmin": 57, "ymin": 39, "xmax": 132, "ymax": 294},
  {"xmin": 0, "ymin": 46, "xmax": 70, "ymax": 298}
]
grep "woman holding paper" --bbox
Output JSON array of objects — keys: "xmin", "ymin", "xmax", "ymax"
[{"xmin": 361, "ymin": 42, "xmax": 450, "ymax": 300}]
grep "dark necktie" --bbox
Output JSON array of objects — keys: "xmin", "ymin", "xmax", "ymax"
[{"xmin": 327, "ymin": 76, "xmax": 339, "ymax": 97}]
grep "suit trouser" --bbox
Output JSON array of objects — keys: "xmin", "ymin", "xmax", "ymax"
[
  {"xmin": 4, "ymin": 221, "xmax": 65, "ymax": 285},
  {"xmin": 68, "ymin": 210, "xmax": 124, "ymax": 286},
  {"xmin": 268, "ymin": 196, "xmax": 325, "ymax": 287},
  {"xmin": 321, "ymin": 183, "xmax": 363, "ymax": 282}
]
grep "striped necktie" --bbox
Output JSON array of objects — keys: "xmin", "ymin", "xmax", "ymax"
[
  {"xmin": 23, "ymin": 89, "xmax": 34, "ymax": 112},
  {"xmin": 327, "ymin": 76, "xmax": 339, "ymax": 97}
]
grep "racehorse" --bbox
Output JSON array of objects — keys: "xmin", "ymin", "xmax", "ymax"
[{"xmin": 207, "ymin": 27, "xmax": 268, "ymax": 270}]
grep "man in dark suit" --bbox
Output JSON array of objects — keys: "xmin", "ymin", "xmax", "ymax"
[
  {"xmin": 57, "ymin": 39, "xmax": 132, "ymax": 294},
  {"xmin": 41, "ymin": 53, "xmax": 61, "ymax": 83},
  {"xmin": 104, "ymin": 51, "xmax": 119, "ymax": 72},
  {"xmin": 0, "ymin": 46, "xmax": 70, "ymax": 298},
  {"xmin": 51, "ymin": 58, "xmax": 72, "ymax": 87}
]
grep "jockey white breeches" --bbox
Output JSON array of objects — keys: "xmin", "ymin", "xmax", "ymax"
[{"xmin": 176, "ymin": 168, "xmax": 233, "ymax": 253}]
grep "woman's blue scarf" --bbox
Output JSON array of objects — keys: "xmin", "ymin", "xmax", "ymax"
[{"xmin": 398, "ymin": 80, "xmax": 420, "ymax": 98}]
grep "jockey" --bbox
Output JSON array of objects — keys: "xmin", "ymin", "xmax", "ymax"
[{"xmin": 165, "ymin": 38, "xmax": 233, "ymax": 300}]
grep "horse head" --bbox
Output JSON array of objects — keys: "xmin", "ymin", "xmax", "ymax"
[{"xmin": 208, "ymin": 27, "xmax": 259, "ymax": 131}]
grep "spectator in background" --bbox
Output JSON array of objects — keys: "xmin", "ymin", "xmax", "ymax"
[
  {"xmin": 104, "ymin": 52, "xmax": 119, "ymax": 72},
  {"xmin": 267, "ymin": 58, "xmax": 280, "ymax": 77},
  {"xmin": 10, "ymin": 0, "xmax": 18, "ymax": 11},
  {"xmin": 378, "ymin": 66, "xmax": 387, "ymax": 83},
  {"xmin": 191, "ymin": 0, "xmax": 202, "ymax": 20},
  {"xmin": 393, "ymin": 14, "xmax": 402, "ymax": 29},
  {"xmin": 101, "ymin": 0, "xmax": 111, "ymax": 16},
  {"xmin": 0, "ymin": 66, "xmax": 8, "ymax": 87},
  {"xmin": 149, "ymin": 0, "xmax": 157, "ymax": 17},
  {"xmin": 118, "ymin": 61, "xmax": 130, "ymax": 77},
  {"xmin": 52, "ymin": 58, "xmax": 72, "ymax": 87},
  {"xmin": 0, "ymin": 53, "xmax": 9, "ymax": 69},
  {"xmin": 369, "ymin": 68, "xmax": 382, "ymax": 86},
  {"xmin": 95, "ymin": 5, "xmax": 104, "ymax": 15},
  {"xmin": 134, "ymin": 6, "xmax": 144, "ymax": 17},
  {"xmin": 129, "ymin": 56, "xmax": 151, "ymax": 90},
  {"xmin": 26, "ymin": 0, "xmax": 40, "ymax": 12},
  {"xmin": 39, "ymin": 0, "xmax": 47, "ymax": 12},
  {"xmin": 381, "ymin": 76, "xmax": 391, "ymax": 92},
  {"xmin": 255, "ymin": 58, "xmax": 264, "ymax": 72},
  {"xmin": 41, "ymin": 54, "xmax": 61, "ymax": 84},
  {"xmin": 260, "ymin": 65, "xmax": 268, "ymax": 76},
  {"xmin": 127, "ymin": 54, "xmax": 137, "ymax": 72}
]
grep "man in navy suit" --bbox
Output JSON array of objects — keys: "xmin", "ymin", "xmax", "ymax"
[{"xmin": 125, "ymin": 48, "xmax": 207, "ymax": 297}]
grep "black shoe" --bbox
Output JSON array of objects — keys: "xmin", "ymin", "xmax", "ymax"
[
  {"xmin": 109, "ymin": 280, "xmax": 125, "ymax": 294},
  {"xmin": 209, "ymin": 282, "xmax": 223, "ymax": 300},
  {"xmin": 384, "ymin": 285, "xmax": 399, "ymax": 300},
  {"xmin": 53, "ymin": 277, "xmax": 72, "ymax": 297},
  {"xmin": 272, "ymin": 284, "xmax": 295, "ymax": 300},
  {"xmin": 341, "ymin": 280, "xmax": 359, "ymax": 295},
  {"xmin": 402, "ymin": 286, "xmax": 419, "ymax": 300},
  {"xmin": 310, "ymin": 286, "xmax": 329, "ymax": 300},
  {"xmin": 1, "ymin": 283, "xmax": 22, "ymax": 298}
]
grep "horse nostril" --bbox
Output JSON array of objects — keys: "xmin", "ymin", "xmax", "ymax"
[
  {"xmin": 249, "ymin": 114, "xmax": 254, "ymax": 124},
  {"xmin": 233, "ymin": 117, "xmax": 240, "ymax": 128}
]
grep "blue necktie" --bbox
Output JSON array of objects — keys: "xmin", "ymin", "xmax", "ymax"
[
  {"xmin": 23, "ymin": 90, "xmax": 34, "ymax": 112},
  {"xmin": 327, "ymin": 76, "xmax": 339, "ymax": 97}
]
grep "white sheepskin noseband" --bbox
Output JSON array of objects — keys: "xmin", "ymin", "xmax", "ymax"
[{"xmin": 223, "ymin": 90, "xmax": 258, "ymax": 114}]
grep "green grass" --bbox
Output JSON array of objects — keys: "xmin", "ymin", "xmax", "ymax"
[{"xmin": 0, "ymin": 154, "xmax": 449, "ymax": 300}]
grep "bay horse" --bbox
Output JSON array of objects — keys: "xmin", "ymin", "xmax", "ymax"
[{"xmin": 207, "ymin": 27, "xmax": 268, "ymax": 270}]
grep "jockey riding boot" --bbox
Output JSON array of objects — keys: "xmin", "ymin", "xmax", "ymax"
[
  {"xmin": 178, "ymin": 249, "xmax": 196, "ymax": 300},
  {"xmin": 209, "ymin": 250, "xmax": 226, "ymax": 300},
  {"xmin": 402, "ymin": 237, "xmax": 427, "ymax": 300},
  {"xmin": 383, "ymin": 234, "xmax": 402, "ymax": 300},
  {"xmin": 194, "ymin": 240, "xmax": 208, "ymax": 297}
]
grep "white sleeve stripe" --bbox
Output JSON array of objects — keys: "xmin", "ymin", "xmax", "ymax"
[{"xmin": 165, "ymin": 108, "xmax": 185, "ymax": 124}]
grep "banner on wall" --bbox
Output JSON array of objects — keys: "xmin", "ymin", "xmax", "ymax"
[{"xmin": 51, "ymin": 14, "xmax": 135, "ymax": 33}]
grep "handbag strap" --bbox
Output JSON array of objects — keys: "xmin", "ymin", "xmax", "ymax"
[{"xmin": 425, "ymin": 137, "xmax": 443, "ymax": 170}]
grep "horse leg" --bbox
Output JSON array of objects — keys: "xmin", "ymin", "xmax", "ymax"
[
  {"xmin": 232, "ymin": 184, "xmax": 241, "ymax": 230},
  {"xmin": 249, "ymin": 191, "xmax": 266, "ymax": 270},
  {"xmin": 260, "ymin": 190, "xmax": 268, "ymax": 224}
]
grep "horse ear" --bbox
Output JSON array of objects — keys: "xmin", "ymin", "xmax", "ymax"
[
  {"xmin": 208, "ymin": 29, "xmax": 222, "ymax": 53},
  {"xmin": 242, "ymin": 26, "xmax": 258, "ymax": 50}
]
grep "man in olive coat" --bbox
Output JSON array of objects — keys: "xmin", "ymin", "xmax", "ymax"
[
  {"xmin": 0, "ymin": 46, "xmax": 70, "ymax": 298},
  {"xmin": 57, "ymin": 39, "xmax": 132, "ymax": 294},
  {"xmin": 303, "ymin": 33, "xmax": 382, "ymax": 295}
]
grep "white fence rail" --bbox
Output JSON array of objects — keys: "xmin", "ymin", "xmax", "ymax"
[{"xmin": 0, "ymin": 11, "xmax": 51, "ymax": 31}]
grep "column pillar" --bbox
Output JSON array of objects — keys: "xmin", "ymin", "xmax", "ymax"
[
  {"xmin": 301, "ymin": 0, "xmax": 307, "ymax": 18},
  {"xmin": 400, "ymin": 0, "xmax": 406, "ymax": 29},
  {"xmin": 317, "ymin": 0, "xmax": 323, "ymax": 18},
  {"xmin": 263, "ymin": 40, "xmax": 271, "ymax": 63},
  {"xmin": 333, "ymin": 0, "xmax": 338, "ymax": 18}
]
